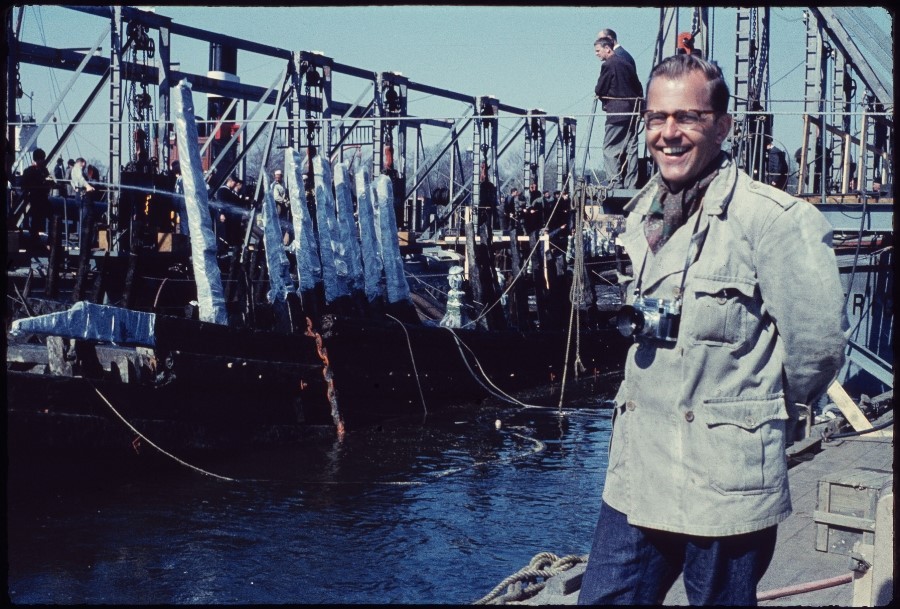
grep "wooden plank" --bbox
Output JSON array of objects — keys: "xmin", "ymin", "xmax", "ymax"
[
  {"xmin": 813, "ymin": 511, "xmax": 876, "ymax": 531},
  {"xmin": 827, "ymin": 380, "xmax": 882, "ymax": 435},
  {"xmin": 46, "ymin": 336, "xmax": 73, "ymax": 377}
]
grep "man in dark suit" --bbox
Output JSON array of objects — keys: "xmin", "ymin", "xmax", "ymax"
[
  {"xmin": 597, "ymin": 28, "xmax": 636, "ymax": 71},
  {"xmin": 594, "ymin": 36, "xmax": 644, "ymax": 189},
  {"xmin": 765, "ymin": 141, "xmax": 789, "ymax": 190}
]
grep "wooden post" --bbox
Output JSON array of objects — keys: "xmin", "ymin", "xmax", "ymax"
[{"xmin": 47, "ymin": 214, "xmax": 62, "ymax": 298}]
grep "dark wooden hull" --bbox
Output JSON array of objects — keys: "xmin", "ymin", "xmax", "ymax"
[
  {"xmin": 320, "ymin": 314, "xmax": 630, "ymax": 423},
  {"xmin": 6, "ymin": 309, "xmax": 630, "ymax": 457}
]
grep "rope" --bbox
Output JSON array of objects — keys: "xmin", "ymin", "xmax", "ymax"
[
  {"xmin": 466, "ymin": 172, "xmax": 574, "ymax": 330},
  {"xmin": 89, "ymin": 382, "xmax": 236, "ymax": 482},
  {"xmin": 385, "ymin": 313, "xmax": 428, "ymax": 415},
  {"xmin": 557, "ymin": 180, "xmax": 588, "ymax": 409},
  {"xmin": 474, "ymin": 552, "xmax": 588, "ymax": 605},
  {"xmin": 441, "ymin": 326, "xmax": 556, "ymax": 410}
]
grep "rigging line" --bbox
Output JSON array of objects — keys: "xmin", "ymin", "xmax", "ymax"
[
  {"xmin": 384, "ymin": 313, "xmax": 428, "ymax": 415},
  {"xmin": 466, "ymin": 171, "xmax": 575, "ymax": 328},
  {"xmin": 441, "ymin": 326, "xmax": 557, "ymax": 410},
  {"xmin": 463, "ymin": 232, "xmax": 543, "ymax": 328},
  {"xmin": 89, "ymin": 382, "xmax": 237, "ymax": 482},
  {"xmin": 557, "ymin": 181, "xmax": 587, "ymax": 409}
]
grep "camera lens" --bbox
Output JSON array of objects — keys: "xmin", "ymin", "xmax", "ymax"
[{"xmin": 616, "ymin": 305, "xmax": 645, "ymax": 337}]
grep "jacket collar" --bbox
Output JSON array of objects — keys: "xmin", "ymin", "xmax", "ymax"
[
  {"xmin": 624, "ymin": 153, "xmax": 737, "ymax": 218},
  {"xmin": 621, "ymin": 154, "xmax": 737, "ymax": 294}
]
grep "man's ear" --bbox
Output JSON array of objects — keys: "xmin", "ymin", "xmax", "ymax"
[{"xmin": 714, "ymin": 113, "xmax": 733, "ymax": 146}]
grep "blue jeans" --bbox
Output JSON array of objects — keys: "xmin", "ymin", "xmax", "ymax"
[{"xmin": 578, "ymin": 501, "xmax": 777, "ymax": 606}]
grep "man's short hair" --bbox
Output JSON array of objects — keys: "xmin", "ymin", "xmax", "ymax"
[
  {"xmin": 594, "ymin": 36, "xmax": 615, "ymax": 50},
  {"xmin": 647, "ymin": 54, "xmax": 730, "ymax": 114},
  {"xmin": 33, "ymin": 148, "xmax": 46, "ymax": 163},
  {"xmin": 598, "ymin": 28, "xmax": 617, "ymax": 42},
  {"xmin": 274, "ymin": 170, "xmax": 283, "ymax": 176}
]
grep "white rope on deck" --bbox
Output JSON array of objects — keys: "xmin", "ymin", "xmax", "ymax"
[{"xmin": 474, "ymin": 552, "xmax": 587, "ymax": 605}]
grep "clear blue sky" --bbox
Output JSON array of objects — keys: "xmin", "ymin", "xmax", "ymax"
[{"xmin": 13, "ymin": 5, "xmax": 893, "ymax": 173}]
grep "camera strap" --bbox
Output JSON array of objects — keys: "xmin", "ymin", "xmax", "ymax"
[{"xmin": 634, "ymin": 206, "xmax": 708, "ymax": 303}]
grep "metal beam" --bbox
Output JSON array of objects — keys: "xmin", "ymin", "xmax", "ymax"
[
  {"xmin": 14, "ymin": 27, "xmax": 110, "ymax": 169},
  {"xmin": 810, "ymin": 8, "xmax": 892, "ymax": 105},
  {"xmin": 846, "ymin": 339, "xmax": 894, "ymax": 387},
  {"xmin": 819, "ymin": 204, "xmax": 894, "ymax": 233}
]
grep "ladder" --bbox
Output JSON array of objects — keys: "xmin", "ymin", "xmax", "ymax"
[
  {"xmin": 798, "ymin": 10, "xmax": 825, "ymax": 194},
  {"xmin": 108, "ymin": 7, "xmax": 123, "ymax": 251}
]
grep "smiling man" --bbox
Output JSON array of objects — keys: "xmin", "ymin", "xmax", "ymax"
[{"xmin": 578, "ymin": 53, "xmax": 847, "ymax": 606}]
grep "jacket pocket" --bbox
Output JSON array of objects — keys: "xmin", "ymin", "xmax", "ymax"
[
  {"xmin": 688, "ymin": 276, "xmax": 757, "ymax": 347},
  {"xmin": 702, "ymin": 396, "xmax": 788, "ymax": 495}
]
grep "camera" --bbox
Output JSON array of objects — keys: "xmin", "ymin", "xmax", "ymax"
[{"xmin": 616, "ymin": 296, "xmax": 681, "ymax": 342}]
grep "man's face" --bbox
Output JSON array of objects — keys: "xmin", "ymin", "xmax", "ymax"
[
  {"xmin": 274, "ymin": 173, "xmax": 283, "ymax": 183},
  {"xmin": 594, "ymin": 44, "xmax": 612, "ymax": 61},
  {"xmin": 645, "ymin": 70, "xmax": 732, "ymax": 192}
]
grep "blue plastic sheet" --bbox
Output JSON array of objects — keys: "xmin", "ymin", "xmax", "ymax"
[{"xmin": 10, "ymin": 301, "xmax": 156, "ymax": 347}]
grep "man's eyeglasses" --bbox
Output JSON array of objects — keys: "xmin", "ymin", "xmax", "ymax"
[{"xmin": 643, "ymin": 109, "xmax": 718, "ymax": 131}]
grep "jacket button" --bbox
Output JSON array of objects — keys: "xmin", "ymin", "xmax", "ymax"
[
  {"xmin": 684, "ymin": 411, "xmax": 695, "ymax": 422},
  {"xmin": 745, "ymin": 416, "xmax": 755, "ymax": 427},
  {"xmin": 626, "ymin": 400, "xmax": 636, "ymax": 411}
]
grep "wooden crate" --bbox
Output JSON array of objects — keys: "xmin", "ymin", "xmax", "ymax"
[
  {"xmin": 98, "ymin": 227, "xmax": 110, "ymax": 251},
  {"xmin": 157, "ymin": 232, "xmax": 189, "ymax": 254},
  {"xmin": 814, "ymin": 468, "xmax": 892, "ymax": 555}
]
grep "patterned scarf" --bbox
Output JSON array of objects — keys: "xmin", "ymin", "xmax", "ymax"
[{"xmin": 644, "ymin": 156, "xmax": 722, "ymax": 254}]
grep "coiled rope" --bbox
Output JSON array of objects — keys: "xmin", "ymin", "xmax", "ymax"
[{"xmin": 474, "ymin": 552, "xmax": 587, "ymax": 605}]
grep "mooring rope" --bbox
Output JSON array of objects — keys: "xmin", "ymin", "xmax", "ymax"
[
  {"xmin": 385, "ymin": 313, "xmax": 428, "ymax": 415},
  {"xmin": 474, "ymin": 552, "xmax": 588, "ymax": 605},
  {"xmin": 440, "ymin": 326, "xmax": 557, "ymax": 410},
  {"xmin": 90, "ymin": 382, "xmax": 237, "ymax": 482},
  {"xmin": 90, "ymin": 381, "xmax": 547, "ymax": 488}
]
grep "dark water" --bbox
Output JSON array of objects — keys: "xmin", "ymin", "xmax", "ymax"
[{"xmin": 7, "ymin": 392, "xmax": 614, "ymax": 604}]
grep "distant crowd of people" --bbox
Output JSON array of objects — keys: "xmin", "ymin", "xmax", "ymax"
[{"xmin": 18, "ymin": 149, "xmax": 99, "ymax": 253}]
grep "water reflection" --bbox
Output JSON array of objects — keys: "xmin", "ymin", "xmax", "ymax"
[{"xmin": 8, "ymin": 397, "xmax": 615, "ymax": 604}]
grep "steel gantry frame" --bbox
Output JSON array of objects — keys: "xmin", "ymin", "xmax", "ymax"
[
  {"xmin": 7, "ymin": 5, "xmax": 575, "ymax": 296},
  {"xmin": 798, "ymin": 8, "xmax": 894, "ymax": 199}
]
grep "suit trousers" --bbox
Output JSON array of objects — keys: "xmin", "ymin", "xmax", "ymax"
[{"xmin": 603, "ymin": 121, "xmax": 640, "ymax": 189}]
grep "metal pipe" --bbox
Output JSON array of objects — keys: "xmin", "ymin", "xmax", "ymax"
[{"xmin": 756, "ymin": 572, "xmax": 853, "ymax": 601}]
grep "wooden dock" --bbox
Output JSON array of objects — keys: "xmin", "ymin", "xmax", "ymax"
[{"xmin": 506, "ymin": 410, "xmax": 894, "ymax": 606}]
